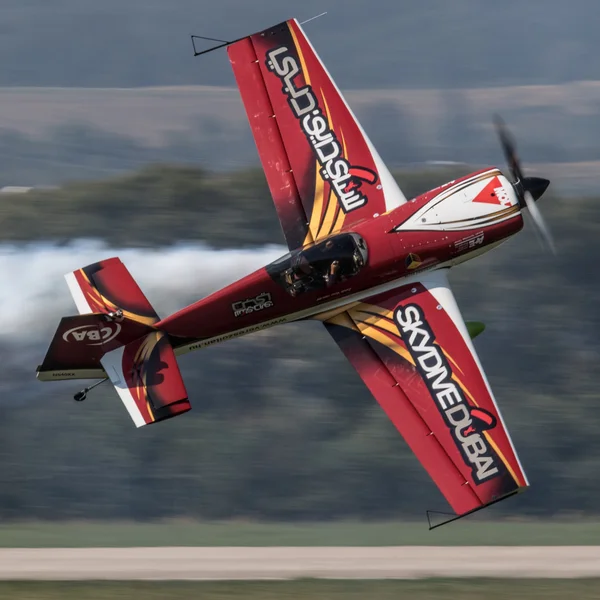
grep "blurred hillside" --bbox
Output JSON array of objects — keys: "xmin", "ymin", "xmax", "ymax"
[
  {"xmin": 0, "ymin": 165, "xmax": 598, "ymax": 520},
  {"xmin": 0, "ymin": 82, "xmax": 599, "ymax": 193}
]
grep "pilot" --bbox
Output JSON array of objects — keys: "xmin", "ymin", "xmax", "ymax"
[
  {"xmin": 322, "ymin": 239, "xmax": 341, "ymax": 287},
  {"xmin": 324, "ymin": 260, "xmax": 341, "ymax": 287},
  {"xmin": 284, "ymin": 252, "xmax": 314, "ymax": 290}
]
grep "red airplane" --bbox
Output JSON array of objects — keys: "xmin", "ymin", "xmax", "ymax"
[{"xmin": 38, "ymin": 18, "xmax": 553, "ymax": 526}]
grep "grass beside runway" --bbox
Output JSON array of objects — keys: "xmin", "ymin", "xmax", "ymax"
[
  {"xmin": 1, "ymin": 580, "xmax": 600, "ymax": 599},
  {"xmin": 2, "ymin": 520, "xmax": 600, "ymax": 547}
]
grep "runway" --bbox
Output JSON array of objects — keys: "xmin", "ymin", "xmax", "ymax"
[{"xmin": 1, "ymin": 547, "xmax": 600, "ymax": 580}]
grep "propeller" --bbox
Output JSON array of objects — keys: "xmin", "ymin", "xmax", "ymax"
[{"xmin": 493, "ymin": 115, "xmax": 555, "ymax": 254}]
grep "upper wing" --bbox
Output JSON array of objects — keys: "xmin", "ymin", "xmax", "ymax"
[
  {"xmin": 228, "ymin": 19, "xmax": 407, "ymax": 250},
  {"xmin": 320, "ymin": 269, "xmax": 528, "ymax": 521}
]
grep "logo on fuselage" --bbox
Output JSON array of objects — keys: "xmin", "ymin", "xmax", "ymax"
[
  {"xmin": 394, "ymin": 303, "xmax": 502, "ymax": 484},
  {"xmin": 232, "ymin": 292, "xmax": 274, "ymax": 318},
  {"xmin": 454, "ymin": 232, "xmax": 485, "ymax": 253},
  {"xmin": 62, "ymin": 323, "xmax": 121, "ymax": 346},
  {"xmin": 266, "ymin": 45, "xmax": 378, "ymax": 213},
  {"xmin": 494, "ymin": 186, "xmax": 512, "ymax": 207},
  {"xmin": 405, "ymin": 253, "xmax": 422, "ymax": 270}
]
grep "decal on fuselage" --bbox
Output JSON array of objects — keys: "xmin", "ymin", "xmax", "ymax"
[
  {"xmin": 232, "ymin": 292, "xmax": 274, "ymax": 317},
  {"xmin": 394, "ymin": 304, "xmax": 501, "ymax": 483},
  {"xmin": 266, "ymin": 45, "xmax": 378, "ymax": 213},
  {"xmin": 405, "ymin": 253, "xmax": 422, "ymax": 270},
  {"xmin": 454, "ymin": 232, "xmax": 485, "ymax": 253},
  {"xmin": 493, "ymin": 185, "xmax": 512, "ymax": 207}
]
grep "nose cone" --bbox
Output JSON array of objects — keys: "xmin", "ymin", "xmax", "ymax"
[{"xmin": 522, "ymin": 177, "xmax": 550, "ymax": 201}]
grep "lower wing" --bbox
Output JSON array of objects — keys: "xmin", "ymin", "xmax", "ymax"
[{"xmin": 319, "ymin": 269, "xmax": 528, "ymax": 525}]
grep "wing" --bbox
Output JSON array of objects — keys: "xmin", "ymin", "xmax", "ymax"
[
  {"xmin": 320, "ymin": 269, "xmax": 528, "ymax": 521},
  {"xmin": 228, "ymin": 19, "xmax": 407, "ymax": 250}
]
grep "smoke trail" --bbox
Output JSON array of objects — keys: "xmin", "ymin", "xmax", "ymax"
[{"xmin": 0, "ymin": 240, "xmax": 286, "ymax": 343}]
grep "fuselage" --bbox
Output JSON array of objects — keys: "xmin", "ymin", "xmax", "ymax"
[{"xmin": 160, "ymin": 168, "xmax": 523, "ymax": 354}]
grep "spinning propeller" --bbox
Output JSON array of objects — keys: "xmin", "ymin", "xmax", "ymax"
[{"xmin": 493, "ymin": 115, "xmax": 554, "ymax": 254}]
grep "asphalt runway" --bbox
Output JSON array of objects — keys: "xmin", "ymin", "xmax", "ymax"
[{"xmin": 1, "ymin": 547, "xmax": 600, "ymax": 580}]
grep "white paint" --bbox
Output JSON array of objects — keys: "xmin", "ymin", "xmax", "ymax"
[
  {"xmin": 395, "ymin": 170, "xmax": 520, "ymax": 232},
  {"xmin": 423, "ymin": 269, "xmax": 529, "ymax": 486},
  {"xmin": 295, "ymin": 19, "xmax": 408, "ymax": 211},
  {"xmin": 64, "ymin": 271, "xmax": 92, "ymax": 315},
  {"xmin": 101, "ymin": 346, "xmax": 147, "ymax": 428}
]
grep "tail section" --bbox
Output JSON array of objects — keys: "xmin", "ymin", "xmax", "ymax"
[{"xmin": 38, "ymin": 257, "xmax": 191, "ymax": 427}]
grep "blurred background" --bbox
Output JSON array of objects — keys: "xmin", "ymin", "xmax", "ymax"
[{"xmin": 0, "ymin": 0, "xmax": 599, "ymax": 530}]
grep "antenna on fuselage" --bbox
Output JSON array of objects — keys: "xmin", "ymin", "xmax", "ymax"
[{"xmin": 299, "ymin": 12, "xmax": 328, "ymax": 25}]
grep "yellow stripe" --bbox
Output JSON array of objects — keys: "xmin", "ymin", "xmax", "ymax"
[
  {"xmin": 355, "ymin": 322, "xmax": 414, "ymax": 365},
  {"xmin": 306, "ymin": 165, "xmax": 325, "ymax": 242},
  {"xmin": 484, "ymin": 431, "xmax": 521, "ymax": 486},
  {"xmin": 330, "ymin": 129, "xmax": 349, "ymax": 234},
  {"xmin": 313, "ymin": 303, "xmax": 359, "ymax": 322},
  {"xmin": 360, "ymin": 309, "xmax": 521, "ymax": 487},
  {"xmin": 450, "ymin": 371, "xmax": 521, "ymax": 486},
  {"xmin": 310, "ymin": 91, "xmax": 337, "ymax": 241},
  {"xmin": 352, "ymin": 303, "xmax": 394, "ymax": 321},
  {"xmin": 327, "ymin": 311, "xmax": 360, "ymax": 331},
  {"xmin": 334, "ymin": 303, "xmax": 523, "ymax": 487},
  {"xmin": 118, "ymin": 310, "xmax": 158, "ymax": 326},
  {"xmin": 146, "ymin": 400, "xmax": 155, "ymax": 422},
  {"xmin": 80, "ymin": 271, "xmax": 158, "ymax": 326},
  {"xmin": 318, "ymin": 188, "xmax": 337, "ymax": 239},
  {"xmin": 352, "ymin": 314, "xmax": 400, "ymax": 339},
  {"xmin": 289, "ymin": 25, "xmax": 310, "ymax": 85},
  {"xmin": 305, "ymin": 88, "xmax": 335, "ymax": 244},
  {"xmin": 289, "ymin": 23, "xmax": 315, "ymax": 248},
  {"xmin": 443, "ymin": 349, "xmax": 465, "ymax": 376}
]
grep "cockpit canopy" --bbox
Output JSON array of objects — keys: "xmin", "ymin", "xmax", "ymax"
[{"xmin": 267, "ymin": 233, "xmax": 368, "ymax": 297}]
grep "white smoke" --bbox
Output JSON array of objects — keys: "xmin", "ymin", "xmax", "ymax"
[{"xmin": 0, "ymin": 240, "xmax": 286, "ymax": 343}]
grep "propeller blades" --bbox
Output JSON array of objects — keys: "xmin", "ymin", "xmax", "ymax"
[
  {"xmin": 494, "ymin": 115, "xmax": 525, "ymax": 185},
  {"xmin": 523, "ymin": 190, "xmax": 555, "ymax": 254},
  {"xmin": 493, "ymin": 115, "xmax": 555, "ymax": 254}
]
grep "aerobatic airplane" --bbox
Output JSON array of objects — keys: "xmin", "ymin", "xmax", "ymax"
[{"xmin": 37, "ymin": 18, "xmax": 553, "ymax": 527}]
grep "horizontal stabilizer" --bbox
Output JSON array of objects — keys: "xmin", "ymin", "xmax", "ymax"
[
  {"xmin": 101, "ymin": 331, "xmax": 191, "ymax": 427},
  {"xmin": 65, "ymin": 257, "xmax": 160, "ymax": 325}
]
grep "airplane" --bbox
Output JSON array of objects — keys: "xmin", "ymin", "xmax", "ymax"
[{"xmin": 37, "ymin": 18, "xmax": 553, "ymax": 528}]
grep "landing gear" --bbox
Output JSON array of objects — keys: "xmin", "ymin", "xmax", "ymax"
[
  {"xmin": 73, "ymin": 378, "xmax": 108, "ymax": 402},
  {"xmin": 74, "ymin": 391, "xmax": 86, "ymax": 402}
]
